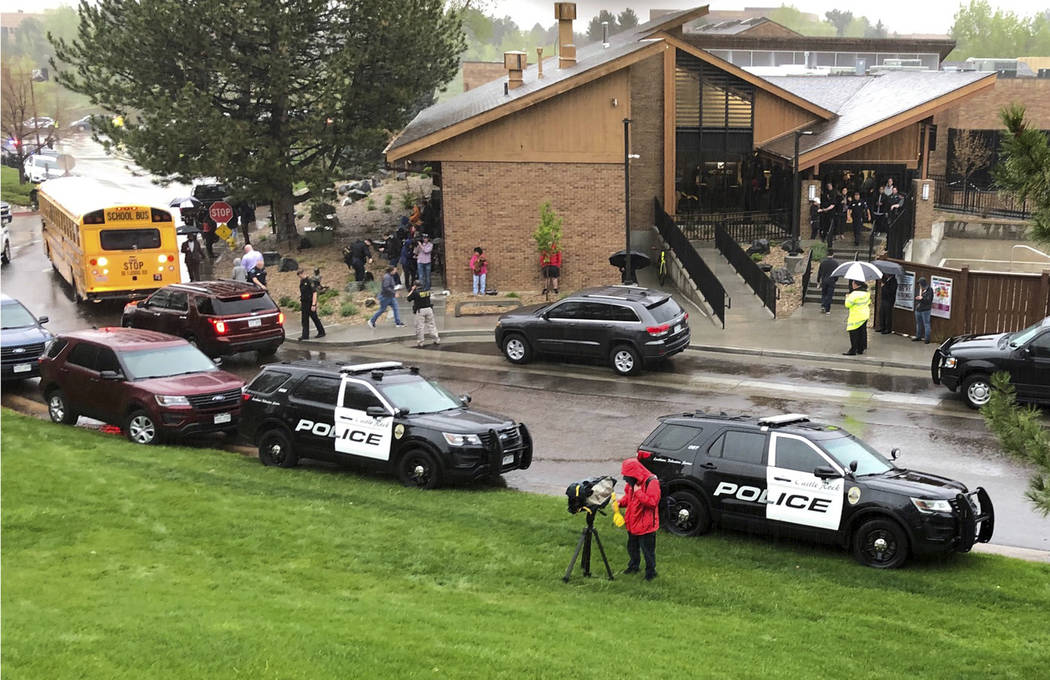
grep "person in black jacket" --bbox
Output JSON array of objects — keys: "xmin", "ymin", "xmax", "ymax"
[
  {"xmin": 816, "ymin": 256, "xmax": 841, "ymax": 314},
  {"xmin": 876, "ymin": 274, "xmax": 898, "ymax": 333},
  {"xmin": 848, "ymin": 192, "xmax": 870, "ymax": 247},
  {"xmin": 297, "ymin": 268, "xmax": 325, "ymax": 340},
  {"xmin": 913, "ymin": 277, "xmax": 933, "ymax": 343}
]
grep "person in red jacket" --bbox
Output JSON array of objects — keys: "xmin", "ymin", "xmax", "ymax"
[
  {"xmin": 540, "ymin": 246, "xmax": 562, "ymax": 294},
  {"xmin": 617, "ymin": 458, "xmax": 661, "ymax": 580}
]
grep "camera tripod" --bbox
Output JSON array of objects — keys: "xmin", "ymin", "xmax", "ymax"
[{"xmin": 563, "ymin": 510, "xmax": 614, "ymax": 582}]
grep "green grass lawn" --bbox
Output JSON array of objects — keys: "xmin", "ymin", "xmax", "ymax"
[
  {"xmin": 0, "ymin": 166, "xmax": 36, "ymax": 206},
  {"xmin": 3, "ymin": 409, "xmax": 1048, "ymax": 679}
]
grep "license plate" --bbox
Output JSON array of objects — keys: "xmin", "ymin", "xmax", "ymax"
[
  {"xmin": 248, "ymin": 318, "xmax": 262, "ymax": 328},
  {"xmin": 502, "ymin": 453, "xmax": 514, "ymax": 466},
  {"xmin": 673, "ymin": 324, "xmax": 682, "ymax": 334},
  {"xmin": 213, "ymin": 412, "xmax": 232, "ymax": 424},
  {"xmin": 13, "ymin": 363, "xmax": 32, "ymax": 373}
]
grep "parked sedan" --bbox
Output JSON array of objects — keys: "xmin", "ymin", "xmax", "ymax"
[
  {"xmin": 932, "ymin": 316, "xmax": 1050, "ymax": 408},
  {"xmin": 495, "ymin": 285, "xmax": 689, "ymax": 376}
]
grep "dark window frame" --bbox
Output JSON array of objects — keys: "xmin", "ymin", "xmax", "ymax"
[{"xmin": 290, "ymin": 375, "xmax": 342, "ymax": 405}]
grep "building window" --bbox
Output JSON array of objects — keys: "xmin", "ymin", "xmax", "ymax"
[
  {"xmin": 774, "ymin": 51, "xmax": 796, "ymax": 66},
  {"xmin": 751, "ymin": 51, "xmax": 773, "ymax": 67},
  {"xmin": 816, "ymin": 52, "xmax": 836, "ymax": 67},
  {"xmin": 835, "ymin": 52, "xmax": 857, "ymax": 67}
]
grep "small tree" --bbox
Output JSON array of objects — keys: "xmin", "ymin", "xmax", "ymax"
[
  {"xmin": 980, "ymin": 372, "xmax": 1050, "ymax": 516},
  {"xmin": 1, "ymin": 61, "xmax": 60, "ymax": 184},
  {"xmin": 532, "ymin": 201, "xmax": 562, "ymax": 256},
  {"xmin": 950, "ymin": 129, "xmax": 994, "ymax": 192},
  {"xmin": 994, "ymin": 103, "xmax": 1050, "ymax": 246},
  {"xmin": 824, "ymin": 10, "xmax": 854, "ymax": 36}
]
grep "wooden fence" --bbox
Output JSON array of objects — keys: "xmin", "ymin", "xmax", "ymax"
[{"xmin": 882, "ymin": 259, "xmax": 1050, "ymax": 341}]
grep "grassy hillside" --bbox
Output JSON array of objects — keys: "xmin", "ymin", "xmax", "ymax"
[{"xmin": 2, "ymin": 409, "xmax": 1048, "ymax": 678}]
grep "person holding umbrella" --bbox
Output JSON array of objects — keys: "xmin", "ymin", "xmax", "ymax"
[{"xmin": 844, "ymin": 280, "xmax": 871, "ymax": 356}]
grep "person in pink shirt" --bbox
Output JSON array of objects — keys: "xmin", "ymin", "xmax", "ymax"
[{"xmin": 469, "ymin": 247, "xmax": 487, "ymax": 295}]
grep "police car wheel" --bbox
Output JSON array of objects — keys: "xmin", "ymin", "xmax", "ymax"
[
  {"xmin": 610, "ymin": 345, "xmax": 640, "ymax": 376},
  {"xmin": 259, "ymin": 429, "xmax": 298, "ymax": 468},
  {"xmin": 962, "ymin": 373, "xmax": 992, "ymax": 409},
  {"xmin": 125, "ymin": 410, "xmax": 161, "ymax": 445},
  {"xmin": 398, "ymin": 448, "xmax": 442, "ymax": 489},
  {"xmin": 852, "ymin": 518, "xmax": 909, "ymax": 569},
  {"xmin": 502, "ymin": 334, "xmax": 530, "ymax": 364},
  {"xmin": 663, "ymin": 491, "xmax": 711, "ymax": 537},
  {"xmin": 46, "ymin": 389, "xmax": 78, "ymax": 425}
]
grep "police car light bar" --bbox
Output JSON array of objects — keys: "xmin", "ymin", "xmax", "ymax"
[
  {"xmin": 758, "ymin": 413, "xmax": 811, "ymax": 427},
  {"xmin": 340, "ymin": 361, "xmax": 403, "ymax": 374}
]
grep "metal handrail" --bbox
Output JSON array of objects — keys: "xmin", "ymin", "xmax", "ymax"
[{"xmin": 1009, "ymin": 244, "xmax": 1050, "ymax": 270}]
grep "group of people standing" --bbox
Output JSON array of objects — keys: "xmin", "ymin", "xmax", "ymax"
[
  {"xmin": 826, "ymin": 270, "xmax": 936, "ymax": 356},
  {"xmin": 811, "ymin": 176, "xmax": 905, "ymax": 251}
]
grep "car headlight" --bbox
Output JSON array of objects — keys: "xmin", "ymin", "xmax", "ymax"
[
  {"xmin": 155, "ymin": 395, "xmax": 191, "ymax": 407},
  {"xmin": 942, "ymin": 356, "xmax": 957, "ymax": 369},
  {"xmin": 443, "ymin": 432, "xmax": 482, "ymax": 447},
  {"xmin": 911, "ymin": 497, "xmax": 952, "ymax": 514}
]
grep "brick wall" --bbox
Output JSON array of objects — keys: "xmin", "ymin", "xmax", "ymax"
[
  {"xmin": 442, "ymin": 161, "xmax": 625, "ymax": 292},
  {"xmin": 929, "ymin": 77, "xmax": 1050, "ymax": 176},
  {"xmin": 628, "ymin": 54, "xmax": 664, "ymax": 232}
]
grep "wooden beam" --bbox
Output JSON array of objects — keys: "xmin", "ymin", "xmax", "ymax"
[
  {"xmin": 640, "ymin": 6, "xmax": 710, "ymax": 38},
  {"xmin": 798, "ymin": 75, "xmax": 995, "ymax": 169},
  {"xmin": 387, "ymin": 42, "xmax": 666, "ymax": 162},
  {"xmin": 663, "ymin": 44, "xmax": 676, "ymax": 212},
  {"xmin": 657, "ymin": 33, "xmax": 835, "ymax": 120}
]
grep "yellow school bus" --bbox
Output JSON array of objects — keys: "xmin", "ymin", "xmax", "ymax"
[{"xmin": 38, "ymin": 177, "xmax": 181, "ymax": 302}]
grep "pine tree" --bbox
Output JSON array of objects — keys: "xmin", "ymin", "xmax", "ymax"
[
  {"xmin": 51, "ymin": 0, "xmax": 464, "ymax": 243},
  {"xmin": 994, "ymin": 104, "xmax": 1050, "ymax": 246},
  {"xmin": 980, "ymin": 372, "xmax": 1050, "ymax": 516}
]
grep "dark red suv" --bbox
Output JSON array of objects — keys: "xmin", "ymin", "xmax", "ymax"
[
  {"xmin": 121, "ymin": 281, "xmax": 284, "ymax": 357},
  {"xmin": 39, "ymin": 327, "xmax": 245, "ymax": 445}
]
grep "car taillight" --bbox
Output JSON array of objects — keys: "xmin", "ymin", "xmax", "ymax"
[
  {"xmin": 683, "ymin": 312, "xmax": 688, "ymax": 321},
  {"xmin": 211, "ymin": 319, "xmax": 227, "ymax": 335},
  {"xmin": 646, "ymin": 324, "xmax": 670, "ymax": 337},
  {"xmin": 277, "ymin": 312, "xmax": 284, "ymax": 325},
  {"xmin": 637, "ymin": 449, "xmax": 653, "ymax": 459}
]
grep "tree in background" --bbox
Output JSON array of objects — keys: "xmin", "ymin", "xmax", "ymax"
[
  {"xmin": 824, "ymin": 10, "xmax": 853, "ymax": 37},
  {"xmin": 618, "ymin": 8, "xmax": 639, "ymax": 31},
  {"xmin": 53, "ymin": 0, "xmax": 464, "ymax": 243},
  {"xmin": 981, "ymin": 372, "xmax": 1050, "ymax": 516},
  {"xmin": 1, "ymin": 62, "xmax": 61, "ymax": 183},
  {"xmin": 766, "ymin": 6, "xmax": 836, "ymax": 36},
  {"xmin": 864, "ymin": 20, "xmax": 889, "ymax": 39},
  {"xmin": 949, "ymin": 0, "xmax": 1050, "ymax": 60},
  {"xmin": 995, "ymin": 104, "xmax": 1050, "ymax": 246},
  {"xmin": 949, "ymin": 130, "xmax": 994, "ymax": 192},
  {"xmin": 586, "ymin": 9, "xmax": 622, "ymax": 43}
]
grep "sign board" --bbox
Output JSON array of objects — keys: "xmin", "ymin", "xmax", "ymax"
[
  {"xmin": 895, "ymin": 271, "xmax": 916, "ymax": 311},
  {"xmin": 209, "ymin": 201, "xmax": 233, "ymax": 224},
  {"xmin": 214, "ymin": 223, "xmax": 232, "ymax": 241},
  {"xmin": 931, "ymin": 275, "xmax": 953, "ymax": 319}
]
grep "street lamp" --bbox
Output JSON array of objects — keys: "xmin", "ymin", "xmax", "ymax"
[
  {"xmin": 623, "ymin": 118, "xmax": 640, "ymax": 285},
  {"xmin": 791, "ymin": 129, "xmax": 814, "ymax": 255}
]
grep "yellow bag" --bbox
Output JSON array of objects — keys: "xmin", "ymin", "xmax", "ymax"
[{"xmin": 611, "ymin": 492, "xmax": 625, "ymax": 528}]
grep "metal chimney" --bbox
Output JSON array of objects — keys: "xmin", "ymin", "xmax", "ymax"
[{"xmin": 602, "ymin": 21, "xmax": 609, "ymax": 48}]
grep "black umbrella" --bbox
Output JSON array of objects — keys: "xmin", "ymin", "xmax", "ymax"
[
  {"xmin": 169, "ymin": 196, "xmax": 201, "ymax": 208},
  {"xmin": 872, "ymin": 260, "xmax": 904, "ymax": 278},
  {"xmin": 609, "ymin": 250, "xmax": 651, "ymax": 271}
]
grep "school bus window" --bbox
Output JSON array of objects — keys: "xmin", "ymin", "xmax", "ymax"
[{"xmin": 99, "ymin": 228, "xmax": 161, "ymax": 251}]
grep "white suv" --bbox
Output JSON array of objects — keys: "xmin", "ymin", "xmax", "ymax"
[{"xmin": 24, "ymin": 154, "xmax": 61, "ymax": 183}]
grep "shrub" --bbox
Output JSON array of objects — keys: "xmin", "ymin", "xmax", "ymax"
[
  {"xmin": 309, "ymin": 201, "xmax": 336, "ymax": 225},
  {"xmin": 750, "ymin": 252, "xmax": 764, "ymax": 263},
  {"xmin": 340, "ymin": 301, "xmax": 359, "ymax": 317},
  {"xmin": 382, "ymin": 206, "xmax": 392, "ymax": 213},
  {"xmin": 401, "ymin": 191, "xmax": 415, "ymax": 210},
  {"xmin": 318, "ymin": 288, "xmax": 339, "ymax": 304},
  {"xmin": 278, "ymin": 296, "xmax": 297, "ymax": 308},
  {"xmin": 505, "ymin": 291, "xmax": 520, "ymax": 299},
  {"xmin": 367, "ymin": 198, "xmax": 376, "ymax": 211},
  {"xmin": 366, "ymin": 280, "xmax": 382, "ymax": 297},
  {"xmin": 384, "ymin": 193, "xmax": 392, "ymax": 206},
  {"xmin": 981, "ymin": 372, "xmax": 1050, "ymax": 515},
  {"xmin": 811, "ymin": 242, "xmax": 828, "ymax": 261},
  {"xmin": 318, "ymin": 303, "xmax": 334, "ymax": 316},
  {"xmin": 532, "ymin": 201, "xmax": 563, "ymax": 255}
]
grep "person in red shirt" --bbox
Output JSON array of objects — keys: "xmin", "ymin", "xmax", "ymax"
[
  {"xmin": 616, "ymin": 458, "xmax": 661, "ymax": 580},
  {"xmin": 540, "ymin": 246, "xmax": 562, "ymax": 294}
]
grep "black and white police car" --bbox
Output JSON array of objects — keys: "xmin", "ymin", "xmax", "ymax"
[
  {"xmin": 239, "ymin": 360, "xmax": 532, "ymax": 488},
  {"xmin": 636, "ymin": 412, "xmax": 993, "ymax": 568}
]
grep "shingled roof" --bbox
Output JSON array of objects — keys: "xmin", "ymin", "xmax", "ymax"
[{"xmin": 759, "ymin": 70, "xmax": 995, "ymax": 166}]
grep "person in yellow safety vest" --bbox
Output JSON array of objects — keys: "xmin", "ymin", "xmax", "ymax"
[{"xmin": 843, "ymin": 280, "xmax": 871, "ymax": 356}]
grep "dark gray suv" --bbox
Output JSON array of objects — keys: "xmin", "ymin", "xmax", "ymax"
[{"xmin": 494, "ymin": 286, "xmax": 690, "ymax": 376}]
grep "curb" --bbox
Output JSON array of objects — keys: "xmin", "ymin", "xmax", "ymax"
[{"xmin": 287, "ymin": 332, "xmax": 927, "ymax": 372}]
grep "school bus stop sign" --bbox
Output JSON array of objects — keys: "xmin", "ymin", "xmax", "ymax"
[{"xmin": 209, "ymin": 201, "xmax": 233, "ymax": 224}]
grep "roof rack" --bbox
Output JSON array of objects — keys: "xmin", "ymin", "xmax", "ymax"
[
  {"xmin": 662, "ymin": 411, "xmax": 749, "ymax": 421},
  {"xmin": 758, "ymin": 413, "xmax": 810, "ymax": 427},
  {"xmin": 340, "ymin": 361, "xmax": 403, "ymax": 374}
]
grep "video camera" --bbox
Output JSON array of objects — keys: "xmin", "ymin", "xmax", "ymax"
[{"xmin": 565, "ymin": 476, "xmax": 615, "ymax": 514}]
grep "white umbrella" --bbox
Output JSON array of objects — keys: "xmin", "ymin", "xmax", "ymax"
[{"xmin": 829, "ymin": 260, "xmax": 882, "ymax": 282}]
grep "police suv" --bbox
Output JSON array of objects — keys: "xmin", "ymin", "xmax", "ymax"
[
  {"xmin": 636, "ymin": 412, "xmax": 993, "ymax": 568},
  {"xmin": 239, "ymin": 361, "xmax": 532, "ymax": 488}
]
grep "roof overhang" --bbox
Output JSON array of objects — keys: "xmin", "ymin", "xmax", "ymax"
[
  {"xmin": 791, "ymin": 74, "xmax": 996, "ymax": 169},
  {"xmin": 640, "ymin": 6, "xmax": 711, "ymax": 38},
  {"xmin": 657, "ymin": 32, "xmax": 835, "ymax": 120}
]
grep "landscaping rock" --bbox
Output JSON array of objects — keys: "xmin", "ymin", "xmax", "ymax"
[
  {"xmin": 396, "ymin": 172, "xmax": 407, "ymax": 181},
  {"xmin": 337, "ymin": 183, "xmax": 352, "ymax": 195},
  {"xmin": 279, "ymin": 257, "xmax": 298, "ymax": 272},
  {"xmin": 746, "ymin": 238, "xmax": 770, "ymax": 256},
  {"xmin": 771, "ymin": 267, "xmax": 794, "ymax": 285},
  {"xmin": 759, "ymin": 263, "xmax": 773, "ymax": 273}
]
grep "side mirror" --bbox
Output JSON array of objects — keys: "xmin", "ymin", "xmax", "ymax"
[
  {"xmin": 890, "ymin": 448, "xmax": 900, "ymax": 461},
  {"xmin": 394, "ymin": 407, "xmax": 408, "ymax": 417},
  {"xmin": 365, "ymin": 406, "xmax": 389, "ymax": 418},
  {"xmin": 459, "ymin": 394, "xmax": 472, "ymax": 406},
  {"xmin": 212, "ymin": 357, "xmax": 223, "ymax": 367},
  {"xmin": 813, "ymin": 466, "xmax": 841, "ymax": 479},
  {"xmin": 99, "ymin": 370, "xmax": 123, "ymax": 381},
  {"xmin": 38, "ymin": 316, "xmax": 49, "ymax": 324},
  {"xmin": 849, "ymin": 460, "xmax": 858, "ymax": 473}
]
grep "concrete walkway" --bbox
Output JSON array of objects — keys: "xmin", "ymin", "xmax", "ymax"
[{"xmin": 291, "ymin": 255, "xmax": 938, "ymax": 374}]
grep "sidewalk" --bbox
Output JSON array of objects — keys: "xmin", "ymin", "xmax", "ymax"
[{"xmin": 289, "ymin": 260, "xmax": 938, "ymax": 373}]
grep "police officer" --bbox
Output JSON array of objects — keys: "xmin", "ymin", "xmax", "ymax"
[
  {"xmin": 406, "ymin": 282, "xmax": 440, "ymax": 348},
  {"xmin": 848, "ymin": 191, "xmax": 870, "ymax": 247},
  {"xmin": 297, "ymin": 268, "xmax": 325, "ymax": 340}
]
